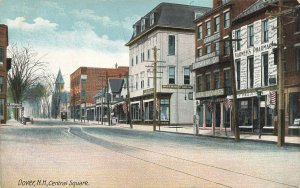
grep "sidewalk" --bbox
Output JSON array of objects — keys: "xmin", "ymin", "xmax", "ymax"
[
  {"xmin": 115, "ymin": 123, "xmax": 300, "ymax": 147},
  {"xmin": 2, "ymin": 119, "xmax": 299, "ymax": 147}
]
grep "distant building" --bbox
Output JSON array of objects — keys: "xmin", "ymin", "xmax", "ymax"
[
  {"xmin": 70, "ymin": 66, "xmax": 128, "ymax": 121},
  {"xmin": 0, "ymin": 24, "xmax": 10, "ymax": 124},
  {"xmin": 192, "ymin": 0, "xmax": 256, "ymax": 132},
  {"xmin": 92, "ymin": 78, "xmax": 127, "ymax": 123},
  {"xmin": 126, "ymin": 3, "xmax": 210, "ymax": 126},
  {"xmin": 51, "ymin": 69, "xmax": 70, "ymax": 119}
]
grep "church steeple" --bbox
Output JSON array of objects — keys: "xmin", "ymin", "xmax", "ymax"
[{"xmin": 55, "ymin": 68, "xmax": 64, "ymax": 92}]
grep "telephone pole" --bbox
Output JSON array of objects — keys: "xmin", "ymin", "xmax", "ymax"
[
  {"xmin": 277, "ymin": 0, "xmax": 285, "ymax": 146},
  {"xmin": 153, "ymin": 46, "xmax": 157, "ymax": 131},
  {"xmin": 229, "ymin": 31, "xmax": 240, "ymax": 141},
  {"xmin": 126, "ymin": 73, "xmax": 132, "ymax": 128}
]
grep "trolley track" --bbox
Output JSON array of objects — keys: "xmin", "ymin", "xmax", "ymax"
[{"xmin": 69, "ymin": 127, "xmax": 298, "ymax": 188}]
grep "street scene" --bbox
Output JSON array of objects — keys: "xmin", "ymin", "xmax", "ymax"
[
  {"xmin": 1, "ymin": 119, "xmax": 300, "ymax": 188},
  {"xmin": 0, "ymin": 0, "xmax": 300, "ymax": 187}
]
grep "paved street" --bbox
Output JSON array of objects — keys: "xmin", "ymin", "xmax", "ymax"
[{"xmin": 1, "ymin": 119, "xmax": 300, "ymax": 188}]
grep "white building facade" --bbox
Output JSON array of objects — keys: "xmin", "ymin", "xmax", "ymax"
[
  {"xmin": 126, "ymin": 3, "xmax": 210, "ymax": 126},
  {"xmin": 232, "ymin": 15, "xmax": 278, "ymax": 132}
]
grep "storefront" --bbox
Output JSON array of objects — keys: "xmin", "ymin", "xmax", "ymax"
[
  {"xmin": 196, "ymin": 98, "xmax": 230, "ymax": 130},
  {"xmin": 288, "ymin": 92, "xmax": 300, "ymax": 135},
  {"xmin": 237, "ymin": 91, "xmax": 276, "ymax": 133}
]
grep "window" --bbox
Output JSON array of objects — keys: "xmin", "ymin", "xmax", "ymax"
[
  {"xmin": 224, "ymin": 39, "xmax": 230, "ymax": 56},
  {"xmin": 224, "ymin": 69, "xmax": 231, "ymax": 93},
  {"xmin": 160, "ymin": 99, "xmax": 169, "ymax": 121},
  {"xmin": 206, "ymin": 21, "xmax": 211, "ymax": 36},
  {"xmin": 197, "ymin": 75, "xmax": 203, "ymax": 92},
  {"xmin": 236, "ymin": 59, "xmax": 241, "ymax": 90},
  {"xmin": 131, "ymin": 58, "xmax": 134, "ymax": 66},
  {"xmin": 214, "ymin": 16, "xmax": 220, "ymax": 33},
  {"xmin": 133, "ymin": 25, "xmax": 137, "ymax": 37},
  {"xmin": 150, "ymin": 13, "xmax": 155, "ymax": 26},
  {"xmin": 222, "ymin": 0, "xmax": 230, "ymax": 4},
  {"xmin": 248, "ymin": 56, "xmax": 254, "ymax": 88},
  {"xmin": 206, "ymin": 44, "xmax": 211, "ymax": 54},
  {"xmin": 130, "ymin": 76, "xmax": 134, "ymax": 92},
  {"xmin": 147, "ymin": 78, "xmax": 150, "ymax": 87},
  {"xmin": 224, "ymin": 11, "xmax": 230, "ymax": 28},
  {"xmin": 215, "ymin": 42, "xmax": 220, "ymax": 55},
  {"xmin": 214, "ymin": 72, "xmax": 220, "ymax": 89},
  {"xmin": 141, "ymin": 72, "xmax": 145, "ymax": 89},
  {"xmin": 197, "ymin": 25, "xmax": 202, "ymax": 39},
  {"xmin": 136, "ymin": 55, "xmax": 138, "ymax": 65},
  {"xmin": 262, "ymin": 53, "xmax": 268, "ymax": 86},
  {"xmin": 262, "ymin": 20, "xmax": 269, "ymax": 43},
  {"xmin": 168, "ymin": 35, "xmax": 175, "ymax": 55},
  {"xmin": 248, "ymin": 25, "xmax": 254, "ymax": 47},
  {"xmin": 0, "ymin": 77, "xmax": 3, "ymax": 93},
  {"xmin": 184, "ymin": 68, "xmax": 190, "ymax": 85},
  {"xmin": 147, "ymin": 49, "xmax": 150, "ymax": 60},
  {"xmin": 135, "ymin": 74, "xmax": 139, "ymax": 90},
  {"xmin": 197, "ymin": 48, "xmax": 202, "ymax": 57},
  {"xmin": 141, "ymin": 52, "xmax": 144, "ymax": 62},
  {"xmin": 0, "ymin": 47, "xmax": 3, "ymax": 65},
  {"xmin": 296, "ymin": 47, "xmax": 300, "ymax": 72},
  {"xmin": 235, "ymin": 30, "xmax": 241, "ymax": 51},
  {"xmin": 296, "ymin": 15, "xmax": 300, "ymax": 32},
  {"xmin": 141, "ymin": 19, "xmax": 145, "ymax": 32},
  {"xmin": 0, "ymin": 99, "xmax": 3, "ymax": 121},
  {"xmin": 131, "ymin": 103, "xmax": 140, "ymax": 120},
  {"xmin": 205, "ymin": 74, "xmax": 211, "ymax": 91},
  {"xmin": 205, "ymin": 104, "xmax": 212, "ymax": 127},
  {"xmin": 169, "ymin": 67, "xmax": 175, "ymax": 84}
]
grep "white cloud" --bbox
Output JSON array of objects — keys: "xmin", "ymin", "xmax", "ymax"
[
  {"xmin": 6, "ymin": 17, "xmax": 58, "ymax": 31},
  {"xmin": 71, "ymin": 9, "xmax": 140, "ymax": 31},
  {"xmin": 6, "ymin": 17, "xmax": 130, "ymax": 90}
]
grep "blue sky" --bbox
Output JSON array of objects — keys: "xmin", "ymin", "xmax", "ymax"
[{"xmin": 0, "ymin": 0, "xmax": 211, "ymax": 89}]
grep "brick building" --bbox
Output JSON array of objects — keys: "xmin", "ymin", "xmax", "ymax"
[
  {"xmin": 0, "ymin": 24, "xmax": 10, "ymax": 124},
  {"xmin": 282, "ymin": 2, "xmax": 300, "ymax": 134},
  {"xmin": 192, "ymin": 0, "xmax": 256, "ymax": 132},
  {"xmin": 70, "ymin": 66, "xmax": 128, "ymax": 120}
]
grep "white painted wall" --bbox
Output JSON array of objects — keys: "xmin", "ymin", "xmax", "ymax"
[
  {"xmin": 128, "ymin": 30, "xmax": 195, "ymax": 125},
  {"xmin": 233, "ymin": 17, "xmax": 277, "ymax": 91}
]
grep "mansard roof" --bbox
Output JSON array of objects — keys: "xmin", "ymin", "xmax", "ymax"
[{"xmin": 126, "ymin": 3, "xmax": 211, "ymax": 46}]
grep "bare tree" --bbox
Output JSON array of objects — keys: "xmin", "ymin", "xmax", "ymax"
[
  {"xmin": 8, "ymin": 44, "xmax": 47, "ymax": 120},
  {"xmin": 40, "ymin": 73, "xmax": 56, "ymax": 118}
]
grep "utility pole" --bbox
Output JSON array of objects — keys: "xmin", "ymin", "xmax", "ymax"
[
  {"xmin": 229, "ymin": 31, "xmax": 240, "ymax": 141},
  {"xmin": 277, "ymin": 0, "xmax": 285, "ymax": 146},
  {"xmin": 153, "ymin": 46, "xmax": 157, "ymax": 131},
  {"xmin": 126, "ymin": 73, "xmax": 133, "ymax": 128},
  {"xmin": 106, "ymin": 72, "xmax": 111, "ymax": 126}
]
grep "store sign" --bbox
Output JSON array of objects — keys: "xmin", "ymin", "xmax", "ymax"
[
  {"xmin": 193, "ymin": 52, "xmax": 219, "ymax": 70},
  {"xmin": 143, "ymin": 88, "xmax": 154, "ymax": 95},
  {"xmin": 204, "ymin": 32, "xmax": 220, "ymax": 43},
  {"xmin": 7, "ymin": 103, "xmax": 22, "ymax": 108},
  {"xmin": 162, "ymin": 85, "xmax": 193, "ymax": 89},
  {"xmin": 195, "ymin": 88, "xmax": 224, "ymax": 98}
]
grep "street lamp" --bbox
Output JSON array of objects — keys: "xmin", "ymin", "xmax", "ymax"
[{"xmin": 257, "ymin": 90, "xmax": 262, "ymax": 139}]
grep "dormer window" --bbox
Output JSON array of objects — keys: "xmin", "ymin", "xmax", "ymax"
[
  {"xmin": 150, "ymin": 13, "xmax": 155, "ymax": 26},
  {"xmin": 133, "ymin": 25, "xmax": 137, "ymax": 36},
  {"xmin": 141, "ymin": 19, "xmax": 146, "ymax": 32}
]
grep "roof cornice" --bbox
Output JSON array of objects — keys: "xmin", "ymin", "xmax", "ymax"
[{"xmin": 125, "ymin": 25, "xmax": 194, "ymax": 47}]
